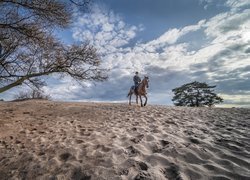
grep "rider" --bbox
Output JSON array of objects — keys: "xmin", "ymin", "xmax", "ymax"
[{"xmin": 133, "ymin": 72, "xmax": 141, "ymax": 93}]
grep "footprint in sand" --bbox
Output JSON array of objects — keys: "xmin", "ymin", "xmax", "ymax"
[
  {"xmin": 131, "ymin": 127, "xmax": 137, "ymax": 131},
  {"xmin": 59, "ymin": 152, "xmax": 75, "ymax": 162},
  {"xmin": 96, "ymin": 144, "xmax": 111, "ymax": 152},
  {"xmin": 126, "ymin": 146, "xmax": 140, "ymax": 157},
  {"xmin": 134, "ymin": 171, "xmax": 152, "ymax": 180},
  {"xmin": 130, "ymin": 134, "xmax": 144, "ymax": 144},
  {"xmin": 151, "ymin": 144, "xmax": 163, "ymax": 153},
  {"xmin": 118, "ymin": 159, "xmax": 149, "ymax": 178},
  {"xmin": 160, "ymin": 140, "xmax": 170, "ymax": 147},
  {"xmin": 118, "ymin": 169, "xmax": 129, "ymax": 176},
  {"xmin": 189, "ymin": 137, "xmax": 200, "ymax": 144},
  {"xmin": 161, "ymin": 163, "xmax": 182, "ymax": 180},
  {"xmin": 151, "ymin": 140, "xmax": 171, "ymax": 153},
  {"xmin": 75, "ymin": 139, "xmax": 84, "ymax": 144},
  {"xmin": 136, "ymin": 161, "xmax": 148, "ymax": 171},
  {"xmin": 79, "ymin": 128, "xmax": 92, "ymax": 136},
  {"xmin": 38, "ymin": 151, "xmax": 45, "ymax": 156}
]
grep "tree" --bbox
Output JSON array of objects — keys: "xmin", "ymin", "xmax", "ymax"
[
  {"xmin": 0, "ymin": 0, "xmax": 107, "ymax": 93},
  {"xmin": 172, "ymin": 81, "xmax": 223, "ymax": 107},
  {"xmin": 14, "ymin": 89, "xmax": 51, "ymax": 101}
]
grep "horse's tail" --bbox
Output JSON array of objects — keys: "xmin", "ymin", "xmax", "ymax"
[
  {"xmin": 127, "ymin": 88, "xmax": 132, "ymax": 97},
  {"xmin": 127, "ymin": 91, "xmax": 131, "ymax": 97}
]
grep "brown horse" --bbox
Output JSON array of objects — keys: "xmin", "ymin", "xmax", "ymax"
[{"xmin": 127, "ymin": 76, "xmax": 149, "ymax": 107}]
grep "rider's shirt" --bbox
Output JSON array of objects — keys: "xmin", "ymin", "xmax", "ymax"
[{"xmin": 133, "ymin": 75, "xmax": 141, "ymax": 86}]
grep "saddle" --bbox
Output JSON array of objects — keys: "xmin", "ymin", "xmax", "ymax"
[{"xmin": 132, "ymin": 83, "xmax": 140, "ymax": 94}]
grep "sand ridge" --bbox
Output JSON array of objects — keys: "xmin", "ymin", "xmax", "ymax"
[{"xmin": 0, "ymin": 100, "xmax": 249, "ymax": 179}]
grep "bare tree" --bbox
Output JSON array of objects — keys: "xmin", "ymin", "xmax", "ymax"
[
  {"xmin": 0, "ymin": 0, "xmax": 107, "ymax": 93},
  {"xmin": 14, "ymin": 89, "xmax": 51, "ymax": 101}
]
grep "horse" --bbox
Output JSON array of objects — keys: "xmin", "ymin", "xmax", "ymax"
[{"xmin": 127, "ymin": 76, "xmax": 149, "ymax": 107}]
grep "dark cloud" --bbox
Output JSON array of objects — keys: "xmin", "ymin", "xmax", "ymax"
[
  {"xmin": 191, "ymin": 43, "xmax": 249, "ymax": 73},
  {"xmin": 145, "ymin": 66, "xmax": 191, "ymax": 91},
  {"xmin": 220, "ymin": 9, "xmax": 250, "ymax": 34},
  {"xmin": 245, "ymin": 47, "xmax": 250, "ymax": 54},
  {"xmin": 189, "ymin": 43, "xmax": 250, "ymax": 98},
  {"xmin": 217, "ymin": 78, "xmax": 250, "ymax": 94},
  {"xmin": 71, "ymin": 74, "xmax": 132, "ymax": 101},
  {"xmin": 67, "ymin": 66, "xmax": 194, "ymax": 105}
]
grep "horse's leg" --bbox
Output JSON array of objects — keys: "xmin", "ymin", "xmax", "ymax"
[
  {"xmin": 136, "ymin": 95, "xmax": 138, "ymax": 104},
  {"xmin": 129, "ymin": 93, "xmax": 132, "ymax": 105},
  {"xmin": 139, "ymin": 95, "xmax": 143, "ymax": 107},
  {"xmin": 143, "ymin": 95, "xmax": 148, "ymax": 106}
]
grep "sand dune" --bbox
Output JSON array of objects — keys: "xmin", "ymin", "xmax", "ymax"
[{"xmin": 0, "ymin": 100, "xmax": 249, "ymax": 179}]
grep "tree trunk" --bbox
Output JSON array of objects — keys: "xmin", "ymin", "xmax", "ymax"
[
  {"xmin": 0, "ymin": 78, "xmax": 25, "ymax": 93},
  {"xmin": 0, "ymin": 72, "xmax": 51, "ymax": 93}
]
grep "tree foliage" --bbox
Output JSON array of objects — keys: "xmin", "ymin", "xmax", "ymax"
[
  {"xmin": 172, "ymin": 81, "xmax": 223, "ymax": 107},
  {"xmin": 0, "ymin": 0, "xmax": 107, "ymax": 93}
]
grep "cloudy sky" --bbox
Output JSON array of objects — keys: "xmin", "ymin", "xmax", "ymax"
[{"xmin": 2, "ymin": 0, "xmax": 250, "ymax": 107}]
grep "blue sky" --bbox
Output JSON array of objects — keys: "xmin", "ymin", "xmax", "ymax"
[{"xmin": 1, "ymin": 0, "xmax": 250, "ymax": 107}]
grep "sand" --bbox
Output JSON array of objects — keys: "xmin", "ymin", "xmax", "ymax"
[{"xmin": 0, "ymin": 100, "xmax": 249, "ymax": 180}]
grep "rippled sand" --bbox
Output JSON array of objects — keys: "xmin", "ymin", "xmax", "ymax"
[{"xmin": 0, "ymin": 100, "xmax": 249, "ymax": 179}]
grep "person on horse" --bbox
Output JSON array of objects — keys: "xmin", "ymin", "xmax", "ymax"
[{"xmin": 133, "ymin": 72, "xmax": 141, "ymax": 94}]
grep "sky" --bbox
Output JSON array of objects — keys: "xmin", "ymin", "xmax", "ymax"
[{"xmin": 1, "ymin": 0, "xmax": 250, "ymax": 107}]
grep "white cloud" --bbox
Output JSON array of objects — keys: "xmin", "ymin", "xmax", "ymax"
[
  {"xmin": 40, "ymin": 1, "xmax": 250, "ymax": 106},
  {"xmin": 145, "ymin": 20, "xmax": 205, "ymax": 50},
  {"xmin": 72, "ymin": 4, "xmax": 143, "ymax": 54},
  {"xmin": 204, "ymin": 9, "xmax": 250, "ymax": 42},
  {"xmin": 225, "ymin": 0, "xmax": 250, "ymax": 10},
  {"xmin": 42, "ymin": 76, "xmax": 84, "ymax": 101},
  {"xmin": 199, "ymin": 0, "xmax": 223, "ymax": 10},
  {"xmin": 199, "ymin": 0, "xmax": 250, "ymax": 11}
]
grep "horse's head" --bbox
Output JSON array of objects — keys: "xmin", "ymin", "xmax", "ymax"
[{"xmin": 143, "ymin": 76, "xmax": 149, "ymax": 88}]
